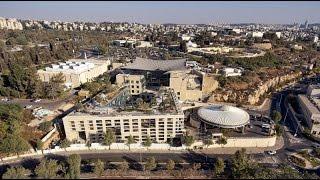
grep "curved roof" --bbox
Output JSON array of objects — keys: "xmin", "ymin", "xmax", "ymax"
[
  {"xmin": 197, "ymin": 105, "xmax": 250, "ymax": 128},
  {"xmin": 123, "ymin": 57, "xmax": 187, "ymax": 71}
]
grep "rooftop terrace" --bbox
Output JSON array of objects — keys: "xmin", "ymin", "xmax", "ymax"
[{"xmin": 72, "ymin": 86, "xmax": 183, "ymax": 117}]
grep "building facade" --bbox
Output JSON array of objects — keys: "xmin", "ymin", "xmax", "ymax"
[
  {"xmin": 298, "ymin": 94, "xmax": 320, "ymax": 137},
  {"xmin": 116, "ymin": 74, "xmax": 146, "ymax": 95},
  {"xmin": 63, "ymin": 113, "xmax": 185, "ymax": 143}
]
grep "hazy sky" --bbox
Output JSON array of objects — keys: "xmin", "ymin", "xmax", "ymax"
[{"xmin": 0, "ymin": 1, "xmax": 319, "ymax": 24}]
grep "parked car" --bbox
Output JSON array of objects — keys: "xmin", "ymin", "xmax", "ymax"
[
  {"xmin": 1, "ymin": 97, "xmax": 9, "ymax": 101},
  {"xmin": 266, "ymin": 150, "xmax": 276, "ymax": 155},
  {"xmin": 312, "ymin": 143, "xmax": 320, "ymax": 148},
  {"xmin": 24, "ymin": 105, "xmax": 33, "ymax": 109},
  {"xmin": 33, "ymin": 99, "xmax": 41, "ymax": 103}
]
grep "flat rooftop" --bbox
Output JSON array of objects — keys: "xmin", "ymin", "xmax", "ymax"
[{"xmin": 38, "ymin": 59, "xmax": 109, "ymax": 74}]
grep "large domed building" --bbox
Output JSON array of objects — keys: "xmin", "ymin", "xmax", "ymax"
[{"xmin": 197, "ymin": 105, "xmax": 250, "ymax": 128}]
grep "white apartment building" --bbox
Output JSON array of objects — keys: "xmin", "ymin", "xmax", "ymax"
[
  {"xmin": 222, "ymin": 67, "xmax": 242, "ymax": 77},
  {"xmin": 37, "ymin": 59, "xmax": 110, "ymax": 88},
  {"xmin": 247, "ymin": 31, "xmax": 264, "ymax": 38},
  {"xmin": 0, "ymin": 17, "xmax": 23, "ymax": 30},
  {"xmin": 63, "ymin": 87, "xmax": 185, "ymax": 143}
]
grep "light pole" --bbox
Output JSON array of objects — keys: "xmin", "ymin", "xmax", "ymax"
[
  {"xmin": 283, "ymin": 108, "xmax": 289, "ymax": 125},
  {"xmin": 279, "ymin": 93, "xmax": 283, "ymax": 108},
  {"xmin": 294, "ymin": 124, "xmax": 299, "ymax": 137}
]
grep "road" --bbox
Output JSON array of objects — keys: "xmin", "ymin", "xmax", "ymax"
[
  {"xmin": 0, "ymin": 90, "xmax": 77, "ymax": 111},
  {"xmin": 271, "ymin": 76, "xmax": 319, "ymax": 166}
]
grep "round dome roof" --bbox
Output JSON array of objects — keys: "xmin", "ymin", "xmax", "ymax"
[{"xmin": 197, "ymin": 105, "xmax": 250, "ymax": 128}]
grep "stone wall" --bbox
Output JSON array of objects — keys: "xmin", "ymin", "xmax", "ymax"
[{"xmin": 210, "ymin": 72, "xmax": 302, "ymax": 105}]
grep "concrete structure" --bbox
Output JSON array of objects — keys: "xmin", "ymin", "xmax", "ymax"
[
  {"xmin": 38, "ymin": 59, "xmax": 110, "ymax": 88},
  {"xmin": 116, "ymin": 74, "xmax": 146, "ymax": 95},
  {"xmin": 168, "ymin": 70, "xmax": 218, "ymax": 102},
  {"xmin": 253, "ymin": 43, "xmax": 272, "ymax": 50},
  {"xmin": 307, "ymin": 85, "xmax": 320, "ymax": 97},
  {"xmin": 63, "ymin": 87, "xmax": 185, "ymax": 144},
  {"xmin": 185, "ymin": 61, "xmax": 199, "ymax": 69},
  {"xmin": 188, "ymin": 46, "xmax": 233, "ymax": 54},
  {"xmin": 137, "ymin": 41, "xmax": 153, "ymax": 48},
  {"xmin": 113, "ymin": 40, "xmax": 136, "ymax": 48}
]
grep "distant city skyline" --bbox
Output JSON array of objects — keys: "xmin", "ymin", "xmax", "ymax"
[{"xmin": 0, "ymin": 1, "xmax": 319, "ymax": 24}]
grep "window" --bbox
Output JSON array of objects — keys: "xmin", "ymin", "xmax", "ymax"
[
  {"xmin": 131, "ymin": 80, "xmax": 134, "ymax": 83},
  {"xmin": 177, "ymin": 92, "xmax": 180, "ymax": 95},
  {"xmin": 136, "ymin": 86, "xmax": 139, "ymax": 88},
  {"xmin": 136, "ymin": 81, "xmax": 139, "ymax": 84},
  {"xmin": 131, "ymin": 85, "xmax": 134, "ymax": 88},
  {"xmin": 96, "ymin": 120, "xmax": 102, "ymax": 124},
  {"xmin": 132, "ymin": 90, "xmax": 134, "ymax": 93}
]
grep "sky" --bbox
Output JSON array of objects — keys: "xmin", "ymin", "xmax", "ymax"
[{"xmin": 0, "ymin": 1, "xmax": 319, "ymax": 24}]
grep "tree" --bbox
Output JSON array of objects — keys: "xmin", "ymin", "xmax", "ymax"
[
  {"xmin": 60, "ymin": 139, "xmax": 71, "ymax": 151},
  {"xmin": 230, "ymin": 148, "xmax": 250, "ymax": 179},
  {"xmin": 36, "ymin": 139, "xmax": 44, "ymax": 154},
  {"xmin": 38, "ymin": 121, "xmax": 53, "ymax": 132},
  {"xmin": 126, "ymin": 135, "xmax": 136, "ymax": 151},
  {"xmin": 142, "ymin": 135, "xmax": 152, "ymax": 150},
  {"xmin": 275, "ymin": 124, "xmax": 284, "ymax": 136},
  {"xmin": 118, "ymin": 160, "xmax": 129, "ymax": 172},
  {"xmin": 179, "ymin": 40, "xmax": 187, "ymax": 53},
  {"xmin": 166, "ymin": 159, "xmax": 175, "ymax": 171},
  {"xmin": 216, "ymin": 136, "xmax": 227, "ymax": 145},
  {"xmin": 2, "ymin": 166, "xmax": 30, "ymax": 179},
  {"xmin": 203, "ymin": 138, "xmax": 214, "ymax": 148},
  {"xmin": 104, "ymin": 128, "xmax": 115, "ymax": 150},
  {"xmin": 0, "ymin": 134, "xmax": 30, "ymax": 156},
  {"xmin": 183, "ymin": 135, "xmax": 195, "ymax": 147},
  {"xmin": 272, "ymin": 110, "xmax": 282, "ymax": 124},
  {"xmin": 214, "ymin": 158, "xmax": 225, "ymax": 177},
  {"xmin": 93, "ymin": 159, "xmax": 105, "ymax": 177},
  {"xmin": 144, "ymin": 157, "xmax": 157, "ymax": 171},
  {"xmin": 35, "ymin": 159, "xmax": 61, "ymax": 179},
  {"xmin": 66, "ymin": 154, "xmax": 81, "ymax": 179}
]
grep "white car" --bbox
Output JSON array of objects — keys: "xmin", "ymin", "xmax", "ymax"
[
  {"xmin": 25, "ymin": 105, "xmax": 33, "ymax": 109},
  {"xmin": 1, "ymin": 97, "xmax": 9, "ymax": 101},
  {"xmin": 267, "ymin": 150, "xmax": 276, "ymax": 155},
  {"xmin": 34, "ymin": 99, "xmax": 41, "ymax": 103}
]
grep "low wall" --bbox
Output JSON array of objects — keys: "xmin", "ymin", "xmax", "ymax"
[{"xmin": 1, "ymin": 136, "xmax": 276, "ymax": 163}]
